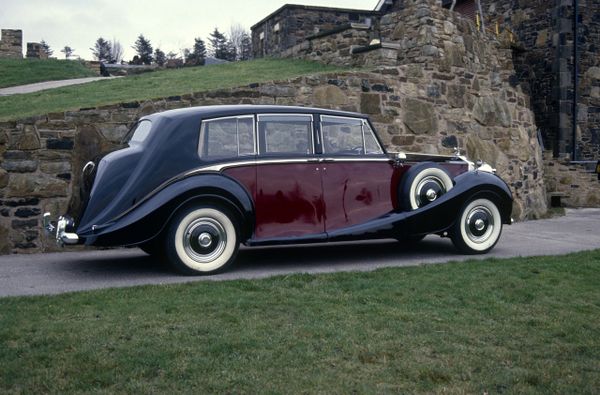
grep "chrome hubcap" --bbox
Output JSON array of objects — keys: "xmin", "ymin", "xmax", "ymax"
[
  {"xmin": 425, "ymin": 188, "xmax": 437, "ymax": 201},
  {"xmin": 415, "ymin": 176, "xmax": 446, "ymax": 207},
  {"xmin": 183, "ymin": 218, "xmax": 227, "ymax": 263},
  {"xmin": 198, "ymin": 232, "xmax": 212, "ymax": 248},
  {"xmin": 465, "ymin": 206, "xmax": 494, "ymax": 243},
  {"xmin": 474, "ymin": 218, "xmax": 485, "ymax": 231}
]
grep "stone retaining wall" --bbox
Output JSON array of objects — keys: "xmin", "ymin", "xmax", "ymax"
[{"xmin": 0, "ymin": 63, "xmax": 546, "ymax": 253}]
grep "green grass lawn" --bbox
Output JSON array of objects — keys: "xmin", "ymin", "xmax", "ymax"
[
  {"xmin": 0, "ymin": 58, "xmax": 96, "ymax": 89},
  {"xmin": 0, "ymin": 59, "xmax": 344, "ymax": 121},
  {"xmin": 1, "ymin": 251, "xmax": 599, "ymax": 393}
]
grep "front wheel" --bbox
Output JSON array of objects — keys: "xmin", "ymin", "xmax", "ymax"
[
  {"xmin": 166, "ymin": 206, "xmax": 239, "ymax": 275},
  {"xmin": 451, "ymin": 198, "xmax": 502, "ymax": 254}
]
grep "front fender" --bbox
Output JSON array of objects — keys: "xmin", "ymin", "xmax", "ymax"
[
  {"xmin": 80, "ymin": 173, "xmax": 254, "ymax": 246},
  {"xmin": 327, "ymin": 170, "xmax": 513, "ymax": 241}
]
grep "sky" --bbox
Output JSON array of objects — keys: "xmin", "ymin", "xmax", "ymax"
[{"xmin": 0, "ymin": 0, "xmax": 376, "ymax": 60}]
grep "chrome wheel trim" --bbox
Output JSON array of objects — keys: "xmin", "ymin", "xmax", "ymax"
[
  {"xmin": 414, "ymin": 175, "xmax": 445, "ymax": 207},
  {"xmin": 182, "ymin": 218, "xmax": 227, "ymax": 263},
  {"xmin": 458, "ymin": 199, "xmax": 502, "ymax": 252},
  {"xmin": 174, "ymin": 208, "xmax": 237, "ymax": 272},
  {"xmin": 464, "ymin": 206, "xmax": 494, "ymax": 244}
]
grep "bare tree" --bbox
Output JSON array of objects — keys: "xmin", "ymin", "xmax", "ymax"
[
  {"xmin": 229, "ymin": 23, "xmax": 248, "ymax": 61},
  {"xmin": 110, "ymin": 39, "xmax": 124, "ymax": 64}
]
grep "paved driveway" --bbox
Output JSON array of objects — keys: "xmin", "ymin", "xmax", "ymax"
[{"xmin": 0, "ymin": 208, "xmax": 599, "ymax": 297}]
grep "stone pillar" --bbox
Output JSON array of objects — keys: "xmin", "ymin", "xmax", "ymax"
[
  {"xmin": 0, "ymin": 29, "xmax": 23, "ymax": 59},
  {"xmin": 26, "ymin": 42, "xmax": 48, "ymax": 59}
]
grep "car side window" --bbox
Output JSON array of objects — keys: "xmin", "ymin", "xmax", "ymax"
[
  {"xmin": 258, "ymin": 114, "xmax": 313, "ymax": 155},
  {"xmin": 321, "ymin": 116, "xmax": 383, "ymax": 155},
  {"xmin": 198, "ymin": 116, "xmax": 256, "ymax": 159}
]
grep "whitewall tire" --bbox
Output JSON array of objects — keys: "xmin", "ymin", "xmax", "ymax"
[
  {"xmin": 451, "ymin": 198, "xmax": 502, "ymax": 254},
  {"xmin": 400, "ymin": 163, "xmax": 454, "ymax": 211},
  {"xmin": 166, "ymin": 206, "xmax": 239, "ymax": 275}
]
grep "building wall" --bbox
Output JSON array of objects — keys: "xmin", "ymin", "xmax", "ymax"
[
  {"xmin": 479, "ymin": 0, "xmax": 600, "ymax": 160},
  {"xmin": 251, "ymin": 6, "xmax": 378, "ymax": 58},
  {"xmin": 0, "ymin": 29, "xmax": 23, "ymax": 59}
]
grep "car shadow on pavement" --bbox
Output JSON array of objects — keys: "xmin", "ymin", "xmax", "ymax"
[{"xmin": 68, "ymin": 237, "xmax": 458, "ymax": 279}]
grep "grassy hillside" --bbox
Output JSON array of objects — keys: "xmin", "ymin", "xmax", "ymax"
[
  {"xmin": 0, "ymin": 59, "xmax": 345, "ymax": 121},
  {"xmin": 0, "ymin": 58, "xmax": 96, "ymax": 88},
  {"xmin": 1, "ymin": 250, "xmax": 599, "ymax": 393}
]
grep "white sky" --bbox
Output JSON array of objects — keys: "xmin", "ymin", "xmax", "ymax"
[{"xmin": 0, "ymin": 0, "xmax": 376, "ymax": 60}]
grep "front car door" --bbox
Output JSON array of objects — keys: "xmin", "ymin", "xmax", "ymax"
[{"xmin": 318, "ymin": 115, "xmax": 395, "ymax": 232}]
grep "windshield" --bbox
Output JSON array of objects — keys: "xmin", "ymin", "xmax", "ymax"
[{"xmin": 123, "ymin": 120, "xmax": 153, "ymax": 144}]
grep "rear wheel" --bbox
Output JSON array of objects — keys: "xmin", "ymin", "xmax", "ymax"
[
  {"xmin": 166, "ymin": 205, "xmax": 239, "ymax": 275},
  {"xmin": 451, "ymin": 198, "xmax": 502, "ymax": 254}
]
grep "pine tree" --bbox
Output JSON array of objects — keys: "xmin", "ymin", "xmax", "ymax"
[
  {"xmin": 208, "ymin": 28, "xmax": 229, "ymax": 60},
  {"xmin": 186, "ymin": 37, "xmax": 207, "ymax": 66},
  {"xmin": 91, "ymin": 38, "xmax": 112, "ymax": 62},
  {"xmin": 40, "ymin": 40, "xmax": 53, "ymax": 57},
  {"xmin": 154, "ymin": 48, "xmax": 166, "ymax": 66},
  {"xmin": 132, "ymin": 34, "xmax": 153, "ymax": 65}
]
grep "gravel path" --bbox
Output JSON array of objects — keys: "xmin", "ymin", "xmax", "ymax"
[{"xmin": 0, "ymin": 76, "xmax": 119, "ymax": 96}]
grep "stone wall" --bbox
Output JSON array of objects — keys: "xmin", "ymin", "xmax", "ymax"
[
  {"xmin": 479, "ymin": 0, "xmax": 600, "ymax": 161},
  {"xmin": 0, "ymin": 61, "xmax": 546, "ymax": 253},
  {"xmin": 544, "ymin": 156, "xmax": 600, "ymax": 208},
  {"xmin": 577, "ymin": 0, "xmax": 600, "ymax": 160},
  {"xmin": 0, "ymin": 29, "xmax": 23, "ymax": 59}
]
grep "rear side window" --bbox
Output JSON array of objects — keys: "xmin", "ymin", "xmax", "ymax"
[
  {"xmin": 258, "ymin": 114, "xmax": 314, "ymax": 155},
  {"xmin": 128, "ymin": 120, "xmax": 153, "ymax": 144},
  {"xmin": 198, "ymin": 116, "xmax": 255, "ymax": 159},
  {"xmin": 321, "ymin": 115, "xmax": 383, "ymax": 155}
]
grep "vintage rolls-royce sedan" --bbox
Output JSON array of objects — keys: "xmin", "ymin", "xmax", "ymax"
[{"xmin": 44, "ymin": 105, "xmax": 513, "ymax": 274}]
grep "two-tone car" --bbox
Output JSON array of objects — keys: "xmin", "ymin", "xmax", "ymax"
[{"xmin": 44, "ymin": 105, "xmax": 513, "ymax": 274}]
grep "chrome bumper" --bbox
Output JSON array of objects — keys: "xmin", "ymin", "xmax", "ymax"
[{"xmin": 43, "ymin": 212, "xmax": 79, "ymax": 246}]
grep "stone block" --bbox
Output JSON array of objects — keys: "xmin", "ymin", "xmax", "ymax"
[
  {"xmin": 0, "ymin": 168, "xmax": 8, "ymax": 188},
  {"xmin": 46, "ymin": 138, "xmax": 74, "ymax": 150},
  {"xmin": 312, "ymin": 85, "xmax": 348, "ymax": 106},
  {"xmin": 360, "ymin": 93, "xmax": 381, "ymax": 114},
  {"xmin": 6, "ymin": 173, "xmax": 68, "ymax": 198},
  {"xmin": 1, "ymin": 160, "xmax": 38, "ymax": 173},
  {"xmin": 403, "ymin": 98, "xmax": 437, "ymax": 135}
]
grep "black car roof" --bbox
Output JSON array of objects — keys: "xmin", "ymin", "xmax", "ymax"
[{"xmin": 146, "ymin": 105, "xmax": 368, "ymax": 121}]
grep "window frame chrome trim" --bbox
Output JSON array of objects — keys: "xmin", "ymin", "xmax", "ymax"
[
  {"xmin": 257, "ymin": 113, "xmax": 315, "ymax": 156},
  {"xmin": 198, "ymin": 115, "xmax": 257, "ymax": 159}
]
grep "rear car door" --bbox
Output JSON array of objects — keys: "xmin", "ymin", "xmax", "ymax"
[{"xmin": 254, "ymin": 114, "xmax": 325, "ymax": 240}]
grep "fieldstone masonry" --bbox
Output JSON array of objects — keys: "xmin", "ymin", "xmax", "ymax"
[
  {"xmin": 0, "ymin": 62, "xmax": 547, "ymax": 252},
  {"xmin": 0, "ymin": 29, "xmax": 23, "ymax": 59}
]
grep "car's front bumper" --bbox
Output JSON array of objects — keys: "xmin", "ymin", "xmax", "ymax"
[{"xmin": 43, "ymin": 213, "xmax": 79, "ymax": 246}]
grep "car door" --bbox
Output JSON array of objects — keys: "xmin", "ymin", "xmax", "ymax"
[
  {"xmin": 318, "ymin": 115, "xmax": 395, "ymax": 232},
  {"xmin": 254, "ymin": 113, "xmax": 326, "ymax": 240}
]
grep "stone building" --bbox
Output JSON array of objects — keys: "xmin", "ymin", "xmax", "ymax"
[
  {"xmin": 0, "ymin": 29, "xmax": 23, "ymax": 59},
  {"xmin": 251, "ymin": 0, "xmax": 600, "ymax": 162},
  {"xmin": 26, "ymin": 42, "xmax": 48, "ymax": 59}
]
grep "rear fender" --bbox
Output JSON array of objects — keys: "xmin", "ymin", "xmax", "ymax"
[{"xmin": 81, "ymin": 173, "xmax": 254, "ymax": 246}]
